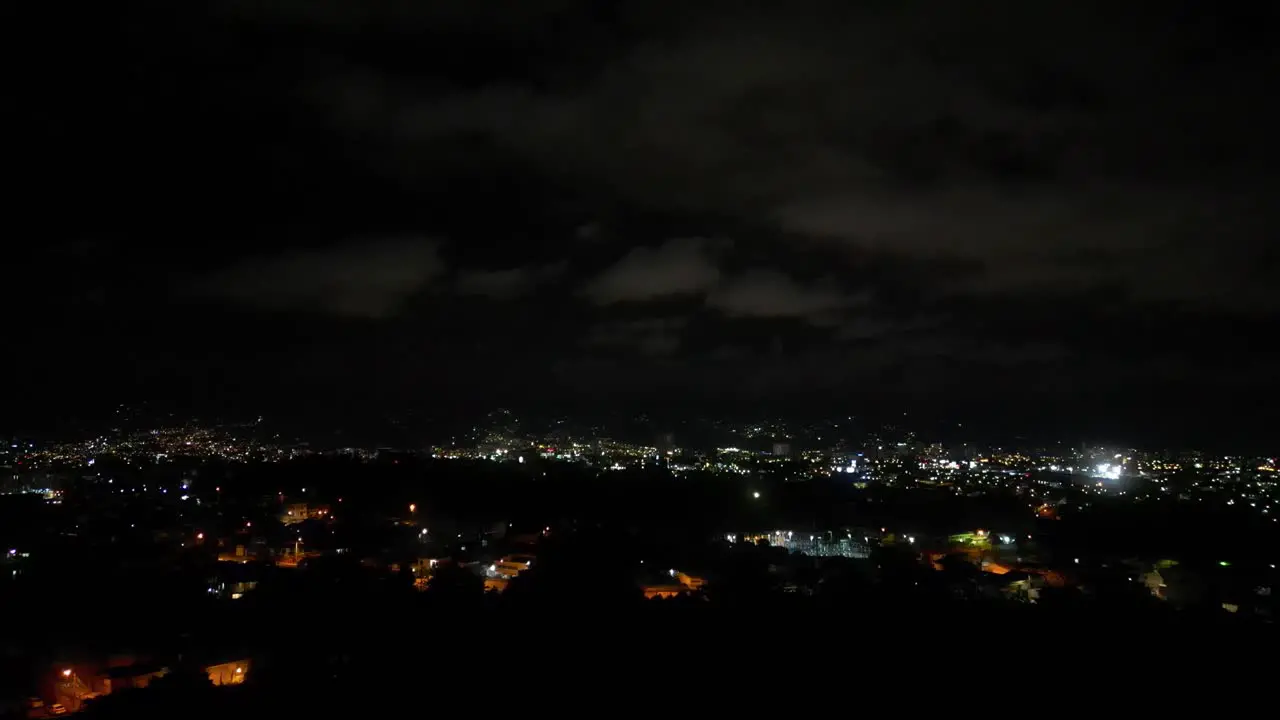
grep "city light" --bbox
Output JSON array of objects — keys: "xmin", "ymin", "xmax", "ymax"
[
  {"xmin": 11, "ymin": 411, "xmax": 1279, "ymax": 628},
  {"xmin": 61, "ymin": 669, "xmax": 72, "ymax": 677},
  {"xmin": 1095, "ymin": 463, "xmax": 1122, "ymax": 480}
]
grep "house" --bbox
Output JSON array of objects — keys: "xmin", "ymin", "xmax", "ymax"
[{"xmin": 205, "ymin": 660, "xmax": 250, "ymax": 686}]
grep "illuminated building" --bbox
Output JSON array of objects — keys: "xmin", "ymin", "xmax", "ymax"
[{"xmin": 205, "ymin": 660, "xmax": 250, "ymax": 686}]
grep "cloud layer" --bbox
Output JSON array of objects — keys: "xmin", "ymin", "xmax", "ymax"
[
  {"xmin": 12, "ymin": 1, "xmax": 1278, "ymax": 428},
  {"xmin": 198, "ymin": 238, "xmax": 443, "ymax": 318},
  {"xmin": 582, "ymin": 238, "xmax": 721, "ymax": 304}
]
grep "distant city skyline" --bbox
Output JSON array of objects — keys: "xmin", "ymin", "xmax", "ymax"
[{"xmin": 5, "ymin": 403, "xmax": 1276, "ymax": 458}]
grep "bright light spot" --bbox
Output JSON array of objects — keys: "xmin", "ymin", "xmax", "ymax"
[
  {"xmin": 907, "ymin": 536, "xmax": 915, "ymax": 544},
  {"xmin": 752, "ymin": 491, "xmax": 760, "ymax": 499},
  {"xmin": 61, "ymin": 669, "xmax": 72, "ymax": 677},
  {"xmin": 408, "ymin": 504, "xmax": 416, "ymax": 513},
  {"xmin": 196, "ymin": 533, "xmax": 204, "ymax": 540},
  {"xmin": 1074, "ymin": 558, "xmax": 1080, "ymax": 564},
  {"xmin": 235, "ymin": 667, "xmax": 243, "ymax": 674}
]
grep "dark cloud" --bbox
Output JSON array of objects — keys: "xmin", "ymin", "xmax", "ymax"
[
  {"xmin": 582, "ymin": 238, "xmax": 722, "ymax": 304},
  {"xmin": 587, "ymin": 317, "xmax": 687, "ymax": 357},
  {"xmin": 197, "ymin": 239, "xmax": 443, "ymax": 318},
  {"xmin": 455, "ymin": 262, "xmax": 566, "ymax": 299},
  {"xmin": 10, "ymin": 0, "xmax": 1280, "ymax": 435},
  {"xmin": 707, "ymin": 270, "xmax": 859, "ymax": 323},
  {"xmin": 297, "ymin": 1, "xmax": 1278, "ymax": 312}
]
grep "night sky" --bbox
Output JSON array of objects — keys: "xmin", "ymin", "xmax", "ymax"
[{"xmin": 10, "ymin": 2, "xmax": 1280, "ymax": 442}]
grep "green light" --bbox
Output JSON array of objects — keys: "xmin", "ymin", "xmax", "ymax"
[{"xmin": 1219, "ymin": 561, "xmax": 1231, "ymax": 567}]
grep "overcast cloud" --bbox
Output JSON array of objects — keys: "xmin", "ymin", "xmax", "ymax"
[{"xmin": 9, "ymin": 0, "xmax": 1280, "ymax": 431}]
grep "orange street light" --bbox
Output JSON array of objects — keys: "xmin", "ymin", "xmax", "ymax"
[
  {"xmin": 409, "ymin": 503, "xmax": 416, "ymax": 513},
  {"xmin": 196, "ymin": 532, "xmax": 204, "ymax": 540},
  {"xmin": 61, "ymin": 669, "xmax": 72, "ymax": 677}
]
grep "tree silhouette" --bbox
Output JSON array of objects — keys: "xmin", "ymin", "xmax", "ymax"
[
  {"xmin": 425, "ymin": 563, "xmax": 484, "ymax": 605},
  {"xmin": 147, "ymin": 662, "xmax": 213, "ymax": 693}
]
